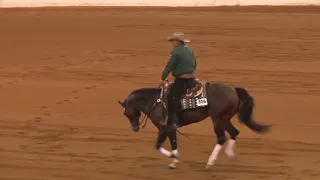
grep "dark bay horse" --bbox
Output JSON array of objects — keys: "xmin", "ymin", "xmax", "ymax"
[{"xmin": 118, "ymin": 81, "xmax": 270, "ymax": 169}]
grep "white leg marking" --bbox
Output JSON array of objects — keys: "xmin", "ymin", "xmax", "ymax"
[
  {"xmin": 172, "ymin": 149, "xmax": 179, "ymax": 157},
  {"xmin": 206, "ymin": 144, "xmax": 223, "ymax": 167},
  {"xmin": 159, "ymin": 147, "xmax": 172, "ymax": 158},
  {"xmin": 225, "ymin": 139, "xmax": 236, "ymax": 158},
  {"xmin": 168, "ymin": 149, "xmax": 180, "ymax": 169}
]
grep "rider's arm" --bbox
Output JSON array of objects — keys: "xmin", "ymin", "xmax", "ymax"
[
  {"xmin": 161, "ymin": 52, "xmax": 178, "ymax": 80},
  {"xmin": 189, "ymin": 47, "xmax": 197, "ymax": 70}
]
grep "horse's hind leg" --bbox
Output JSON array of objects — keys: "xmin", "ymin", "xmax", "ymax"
[
  {"xmin": 224, "ymin": 121, "xmax": 239, "ymax": 158},
  {"xmin": 206, "ymin": 118, "xmax": 226, "ymax": 168}
]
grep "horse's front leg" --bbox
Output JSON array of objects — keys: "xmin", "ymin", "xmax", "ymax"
[
  {"xmin": 155, "ymin": 130, "xmax": 173, "ymax": 158},
  {"xmin": 168, "ymin": 130, "xmax": 180, "ymax": 169}
]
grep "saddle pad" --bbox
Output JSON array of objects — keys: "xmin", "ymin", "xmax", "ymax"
[{"xmin": 180, "ymin": 82, "xmax": 208, "ymax": 110}]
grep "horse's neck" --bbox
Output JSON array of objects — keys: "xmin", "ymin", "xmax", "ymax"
[{"xmin": 139, "ymin": 92, "xmax": 160, "ymax": 114}]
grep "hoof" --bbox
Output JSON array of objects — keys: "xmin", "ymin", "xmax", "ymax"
[
  {"xmin": 168, "ymin": 164, "xmax": 177, "ymax": 170},
  {"xmin": 226, "ymin": 154, "xmax": 236, "ymax": 159},
  {"xmin": 205, "ymin": 164, "xmax": 213, "ymax": 169},
  {"xmin": 228, "ymin": 156, "xmax": 239, "ymax": 161},
  {"xmin": 225, "ymin": 151, "xmax": 237, "ymax": 160},
  {"xmin": 225, "ymin": 149, "xmax": 235, "ymax": 157}
]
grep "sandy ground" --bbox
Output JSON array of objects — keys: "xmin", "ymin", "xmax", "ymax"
[{"xmin": 1, "ymin": 7, "xmax": 320, "ymax": 180}]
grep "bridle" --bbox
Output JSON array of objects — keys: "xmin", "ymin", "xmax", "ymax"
[
  {"xmin": 139, "ymin": 86, "xmax": 167, "ymax": 129},
  {"xmin": 138, "ymin": 84, "xmax": 189, "ymax": 138}
]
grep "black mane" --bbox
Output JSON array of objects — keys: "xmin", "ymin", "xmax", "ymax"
[
  {"xmin": 130, "ymin": 88, "xmax": 161, "ymax": 101},
  {"xmin": 130, "ymin": 88, "xmax": 161, "ymax": 96}
]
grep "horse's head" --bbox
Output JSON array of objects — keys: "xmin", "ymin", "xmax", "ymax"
[
  {"xmin": 118, "ymin": 88, "xmax": 161, "ymax": 132},
  {"xmin": 118, "ymin": 95, "xmax": 141, "ymax": 132}
]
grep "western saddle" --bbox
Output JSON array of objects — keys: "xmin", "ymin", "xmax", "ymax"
[{"xmin": 162, "ymin": 79, "xmax": 204, "ymax": 99}]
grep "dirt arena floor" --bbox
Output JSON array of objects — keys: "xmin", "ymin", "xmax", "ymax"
[{"xmin": 1, "ymin": 6, "xmax": 320, "ymax": 180}]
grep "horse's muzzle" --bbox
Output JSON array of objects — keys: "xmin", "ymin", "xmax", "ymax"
[{"xmin": 131, "ymin": 124, "xmax": 140, "ymax": 132}]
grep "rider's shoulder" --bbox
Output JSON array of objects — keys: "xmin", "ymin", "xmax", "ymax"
[
  {"xmin": 171, "ymin": 46, "xmax": 180, "ymax": 54},
  {"xmin": 172, "ymin": 45, "xmax": 185, "ymax": 53}
]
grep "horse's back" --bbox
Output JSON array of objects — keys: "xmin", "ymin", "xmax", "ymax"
[
  {"xmin": 206, "ymin": 83, "xmax": 239, "ymax": 114},
  {"xmin": 207, "ymin": 83, "xmax": 237, "ymax": 96}
]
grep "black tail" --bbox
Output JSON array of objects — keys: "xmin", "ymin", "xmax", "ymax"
[{"xmin": 235, "ymin": 87, "xmax": 271, "ymax": 134}]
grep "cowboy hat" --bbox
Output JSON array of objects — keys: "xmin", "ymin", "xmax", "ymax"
[{"xmin": 167, "ymin": 32, "xmax": 190, "ymax": 43}]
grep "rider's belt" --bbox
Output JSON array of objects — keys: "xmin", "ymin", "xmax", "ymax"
[{"xmin": 176, "ymin": 73, "xmax": 194, "ymax": 79}]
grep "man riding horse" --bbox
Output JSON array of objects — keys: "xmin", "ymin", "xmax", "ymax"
[
  {"xmin": 118, "ymin": 34, "xmax": 270, "ymax": 168},
  {"xmin": 159, "ymin": 32, "xmax": 197, "ymax": 130}
]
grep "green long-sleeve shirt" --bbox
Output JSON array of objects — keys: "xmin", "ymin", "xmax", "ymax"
[{"xmin": 161, "ymin": 45, "xmax": 197, "ymax": 80}]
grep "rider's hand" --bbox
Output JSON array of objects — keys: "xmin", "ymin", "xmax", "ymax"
[{"xmin": 159, "ymin": 80, "xmax": 165, "ymax": 87}]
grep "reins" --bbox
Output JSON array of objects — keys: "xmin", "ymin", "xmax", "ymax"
[
  {"xmin": 138, "ymin": 85, "xmax": 189, "ymax": 139},
  {"xmin": 138, "ymin": 88, "xmax": 164, "ymax": 129}
]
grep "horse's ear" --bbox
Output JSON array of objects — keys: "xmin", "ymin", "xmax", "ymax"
[{"xmin": 118, "ymin": 100, "xmax": 124, "ymax": 107}]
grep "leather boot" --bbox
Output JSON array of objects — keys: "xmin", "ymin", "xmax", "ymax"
[{"xmin": 159, "ymin": 119, "xmax": 168, "ymax": 127}]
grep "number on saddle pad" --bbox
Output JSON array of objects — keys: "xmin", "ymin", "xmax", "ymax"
[{"xmin": 196, "ymin": 98, "xmax": 208, "ymax": 107}]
